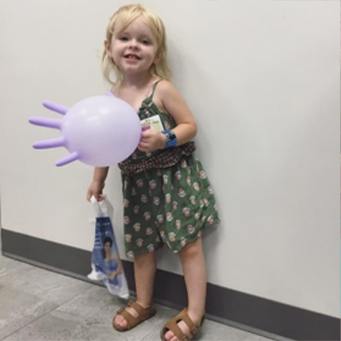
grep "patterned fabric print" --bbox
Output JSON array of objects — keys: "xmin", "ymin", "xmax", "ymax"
[
  {"xmin": 118, "ymin": 81, "xmax": 196, "ymax": 174},
  {"xmin": 160, "ymin": 156, "xmax": 220, "ymax": 253},
  {"xmin": 119, "ymin": 91, "xmax": 175, "ymax": 165},
  {"xmin": 119, "ymin": 141, "xmax": 196, "ymax": 175},
  {"xmin": 122, "ymin": 169, "xmax": 165, "ymax": 259},
  {"xmin": 119, "ymin": 80, "xmax": 219, "ymax": 258},
  {"xmin": 122, "ymin": 155, "xmax": 220, "ymax": 259}
]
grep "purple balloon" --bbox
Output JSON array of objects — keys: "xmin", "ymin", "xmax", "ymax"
[{"xmin": 29, "ymin": 96, "xmax": 141, "ymax": 167}]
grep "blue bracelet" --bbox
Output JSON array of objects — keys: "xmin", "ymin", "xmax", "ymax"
[{"xmin": 162, "ymin": 129, "xmax": 177, "ymax": 148}]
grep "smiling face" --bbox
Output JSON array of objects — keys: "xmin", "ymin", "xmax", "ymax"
[{"xmin": 108, "ymin": 16, "xmax": 159, "ymax": 77}]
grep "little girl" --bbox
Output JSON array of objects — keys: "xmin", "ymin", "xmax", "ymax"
[{"xmin": 86, "ymin": 4, "xmax": 219, "ymax": 340}]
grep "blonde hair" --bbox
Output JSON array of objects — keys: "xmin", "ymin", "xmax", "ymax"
[{"xmin": 102, "ymin": 4, "xmax": 171, "ymax": 85}]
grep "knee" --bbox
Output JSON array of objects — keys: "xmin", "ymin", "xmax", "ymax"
[{"xmin": 180, "ymin": 238, "xmax": 202, "ymax": 258}]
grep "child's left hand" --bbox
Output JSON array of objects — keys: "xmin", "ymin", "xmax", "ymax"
[{"xmin": 138, "ymin": 126, "xmax": 166, "ymax": 153}]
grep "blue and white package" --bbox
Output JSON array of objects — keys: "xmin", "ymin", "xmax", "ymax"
[{"xmin": 87, "ymin": 197, "xmax": 129, "ymax": 299}]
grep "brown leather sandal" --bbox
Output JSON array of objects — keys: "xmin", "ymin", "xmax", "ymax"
[
  {"xmin": 112, "ymin": 300, "xmax": 156, "ymax": 332},
  {"xmin": 160, "ymin": 308, "xmax": 205, "ymax": 341}
]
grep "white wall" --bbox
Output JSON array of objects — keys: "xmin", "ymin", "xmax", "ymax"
[{"xmin": 0, "ymin": 0, "xmax": 339, "ymax": 318}]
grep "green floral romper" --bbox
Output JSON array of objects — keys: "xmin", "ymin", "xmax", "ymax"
[{"xmin": 119, "ymin": 80, "xmax": 220, "ymax": 259}]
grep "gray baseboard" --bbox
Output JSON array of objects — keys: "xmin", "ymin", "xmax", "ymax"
[{"xmin": 1, "ymin": 228, "xmax": 339, "ymax": 341}]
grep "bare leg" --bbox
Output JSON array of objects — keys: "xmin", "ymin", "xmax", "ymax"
[
  {"xmin": 114, "ymin": 251, "xmax": 157, "ymax": 328},
  {"xmin": 164, "ymin": 238, "xmax": 207, "ymax": 341}
]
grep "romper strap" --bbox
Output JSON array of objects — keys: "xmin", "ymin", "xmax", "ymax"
[{"xmin": 149, "ymin": 79, "xmax": 163, "ymax": 101}]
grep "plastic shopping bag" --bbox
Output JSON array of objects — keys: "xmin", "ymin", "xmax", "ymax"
[{"xmin": 87, "ymin": 196, "xmax": 129, "ymax": 299}]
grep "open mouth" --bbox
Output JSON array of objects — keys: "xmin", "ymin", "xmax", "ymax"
[{"xmin": 124, "ymin": 54, "xmax": 141, "ymax": 60}]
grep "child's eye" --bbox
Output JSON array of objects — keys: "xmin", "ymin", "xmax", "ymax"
[
  {"xmin": 141, "ymin": 38, "xmax": 151, "ymax": 45},
  {"xmin": 118, "ymin": 36, "xmax": 129, "ymax": 41}
]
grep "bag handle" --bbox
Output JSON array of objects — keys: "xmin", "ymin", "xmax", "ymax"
[{"xmin": 90, "ymin": 195, "xmax": 108, "ymax": 217}]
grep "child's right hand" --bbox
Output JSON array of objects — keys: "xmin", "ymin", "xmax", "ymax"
[{"xmin": 86, "ymin": 180, "xmax": 105, "ymax": 201}]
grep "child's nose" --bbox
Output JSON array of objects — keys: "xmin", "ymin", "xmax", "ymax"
[{"xmin": 129, "ymin": 39, "xmax": 139, "ymax": 49}]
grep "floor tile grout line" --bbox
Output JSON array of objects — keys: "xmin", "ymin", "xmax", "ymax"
[
  {"xmin": 0, "ymin": 254, "xmax": 289, "ymax": 341},
  {"xmin": 0, "ymin": 303, "xmax": 62, "ymax": 341},
  {"xmin": 0, "ymin": 278, "xmax": 95, "ymax": 341}
]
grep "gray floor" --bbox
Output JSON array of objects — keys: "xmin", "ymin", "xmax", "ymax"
[{"xmin": 0, "ymin": 253, "xmax": 275, "ymax": 341}]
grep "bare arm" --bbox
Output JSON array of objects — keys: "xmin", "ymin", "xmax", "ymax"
[
  {"xmin": 86, "ymin": 167, "xmax": 109, "ymax": 201},
  {"xmin": 158, "ymin": 80, "xmax": 197, "ymax": 145},
  {"xmin": 137, "ymin": 80, "xmax": 197, "ymax": 152}
]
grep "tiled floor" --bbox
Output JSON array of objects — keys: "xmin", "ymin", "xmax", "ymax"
[{"xmin": 0, "ymin": 253, "xmax": 275, "ymax": 341}]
